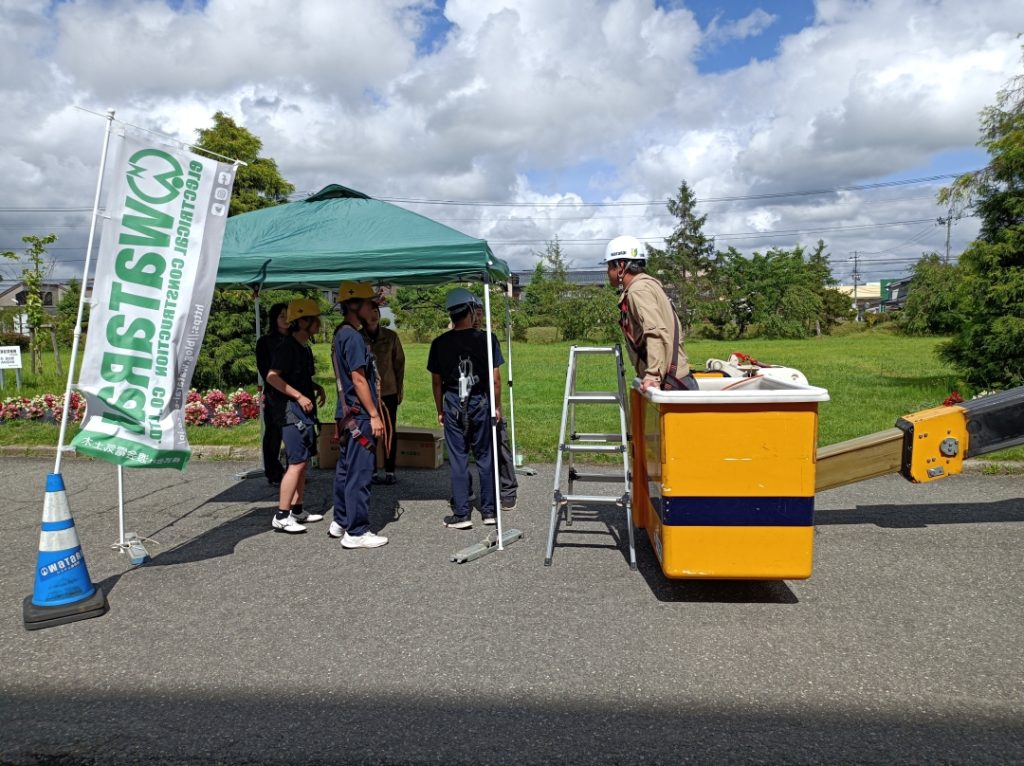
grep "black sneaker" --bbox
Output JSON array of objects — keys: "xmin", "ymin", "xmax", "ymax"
[
  {"xmin": 482, "ymin": 514, "xmax": 497, "ymax": 526},
  {"xmin": 443, "ymin": 514, "xmax": 472, "ymax": 529}
]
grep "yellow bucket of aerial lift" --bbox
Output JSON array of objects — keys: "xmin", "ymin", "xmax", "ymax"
[{"xmin": 631, "ymin": 375, "xmax": 830, "ymax": 580}]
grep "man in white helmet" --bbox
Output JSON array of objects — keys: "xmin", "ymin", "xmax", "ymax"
[
  {"xmin": 605, "ymin": 235, "xmax": 696, "ymax": 392},
  {"xmin": 428, "ymin": 287, "xmax": 504, "ymax": 529}
]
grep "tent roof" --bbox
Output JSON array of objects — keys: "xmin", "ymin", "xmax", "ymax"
[{"xmin": 216, "ymin": 184, "xmax": 510, "ymax": 288}]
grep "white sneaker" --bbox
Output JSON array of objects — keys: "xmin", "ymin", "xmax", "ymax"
[
  {"xmin": 292, "ymin": 510, "xmax": 323, "ymax": 523},
  {"xmin": 328, "ymin": 521, "xmax": 345, "ymax": 538},
  {"xmin": 272, "ymin": 513, "xmax": 306, "ymax": 533},
  {"xmin": 341, "ymin": 531, "xmax": 389, "ymax": 549}
]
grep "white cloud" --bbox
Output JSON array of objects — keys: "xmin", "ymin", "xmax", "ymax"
[
  {"xmin": 704, "ymin": 8, "xmax": 777, "ymax": 46},
  {"xmin": 0, "ymin": 0, "xmax": 1020, "ymax": 282}
]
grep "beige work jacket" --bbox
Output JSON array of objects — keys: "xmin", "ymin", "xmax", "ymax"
[
  {"xmin": 618, "ymin": 272, "xmax": 690, "ymax": 382},
  {"xmin": 360, "ymin": 326, "xmax": 406, "ymax": 400}
]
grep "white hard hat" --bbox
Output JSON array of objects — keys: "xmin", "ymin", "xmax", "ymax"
[
  {"xmin": 445, "ymin": 287, "xmax": 477, "ymax": 312},
  {"xmin": 603, "ymin": 235, "xmax": 646, "ymax": 263}
]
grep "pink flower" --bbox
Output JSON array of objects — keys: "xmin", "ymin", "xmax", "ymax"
[
  {"xmin": 184, "ymin": 401, "xmax": 209, "ymax": 426},
  {"xmin": 204, "ymin": 389, "xmax": 227, "ymax": 408},
  {"xmin": 211, "ymin": 405, "xmax": 241, "ymax": 428},
  {"xmin": 187, "ymin": 389, "xmax": 203, "ymax": 404}
]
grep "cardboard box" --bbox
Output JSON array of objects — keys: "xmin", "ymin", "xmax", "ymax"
[
  {"xmin": 322, "ymin": 424, "xmax": 445, "ymax": 471},
  {"xmin": 317, "ymin": 422, "xmax": 340, "ymax": 470},
  {"xmin": 381, "ymin": 426, "xmax": 445, "ymax": 470}
]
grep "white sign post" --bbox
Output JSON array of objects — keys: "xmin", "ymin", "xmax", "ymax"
[{"xmin": 0, "ymin": 345, "xmax": 23, "ymax": 391}]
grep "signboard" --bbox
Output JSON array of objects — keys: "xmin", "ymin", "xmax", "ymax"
[
  {"xmin": 70, "ymin": 133, "xmax": 236, "ymax": 470},
  {"xmin": 0, "ymin": 346, "xmax": 23, "ymax": 370}
]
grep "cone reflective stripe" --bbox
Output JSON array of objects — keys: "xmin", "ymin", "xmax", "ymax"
[{"xmin": 23, "ymin": 473, "xmax": 108, "ymax": 630}]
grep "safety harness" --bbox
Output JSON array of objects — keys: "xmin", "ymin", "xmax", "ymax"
[
  {"xmin": 618, "ymin": 288, "xmax": 691, "ymax": 391},
  {"xmin": 331, "ymin": 324, "xmax": 392, "ymax": 455}
]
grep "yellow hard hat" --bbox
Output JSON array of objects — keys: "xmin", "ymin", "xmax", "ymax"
[
  {"xmin": 286, "ymin": 298, "xmax": 322, "ymax": 323},
  {"xmin": 337, "ymin": 281, "xmax": 376, "ymax": 302}
]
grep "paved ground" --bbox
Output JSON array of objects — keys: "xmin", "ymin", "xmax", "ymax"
[{"xmin": 1, "ymin": 457, "xmax": 1022, "ymax": 765}]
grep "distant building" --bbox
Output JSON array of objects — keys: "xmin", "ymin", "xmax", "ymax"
[
  {"xmin": 836, "ymin": 281, "xmax": 882, "ymax": 319},
  {"xmin": 512, "ymin": 269, "xmax": 607, "ymax": 300},
  {"xmin": 880, "ymin": 276, "xmax": 914, "ymax": 311},
  {"xmin": 0, "ymin": 280, "xmax": 69, "ymax": 314}
]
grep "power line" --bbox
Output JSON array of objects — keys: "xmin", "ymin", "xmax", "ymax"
[{"xmin": 286, "ymin": 171, "xmax": 971, "ymax": 208}]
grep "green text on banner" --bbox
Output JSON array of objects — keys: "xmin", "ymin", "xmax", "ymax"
[{"xmin": 71, "ymin": 133, "xmax": 236, "ymax": 470}]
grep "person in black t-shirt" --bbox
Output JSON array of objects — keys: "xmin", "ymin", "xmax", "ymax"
[
  {"xmin": 427, "ymin": 288, "xmax": 504, "ymax": 529},
  {"xmin": 265, "ymin": 298, "xmax": 326, "ymax": 534},
  {"xmin": 255, "ymin": 302, "xmax": 290, "ymax": 485}
]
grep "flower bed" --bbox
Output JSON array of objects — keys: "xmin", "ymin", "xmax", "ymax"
[{"xmin": 1, "ymin": 388, "xmax": 261, "ymax": 428}]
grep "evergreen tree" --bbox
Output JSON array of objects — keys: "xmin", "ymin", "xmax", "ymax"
[
  {"xmin": 938, "ymin": 58, "xmax": 1024, "ymax": 389},
  {"xmin": 647, "ymin": 180, "xmax": 716, "ymax": 332}
]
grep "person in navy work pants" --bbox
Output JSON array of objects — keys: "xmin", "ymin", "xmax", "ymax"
[
  {"xmin": 428, "ymin": 288, "xmax": 504, "ymax": 529},
  {"xmin": 328, "ymin": 281, "xmax": 389, "ymax": 549}
]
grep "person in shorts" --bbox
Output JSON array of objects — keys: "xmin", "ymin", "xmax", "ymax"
[{"xmin": 265, "ymin": 298, "xmax": 327, "ymax": 533}]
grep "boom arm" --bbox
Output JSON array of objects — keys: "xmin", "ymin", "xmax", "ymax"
[{"xmin": 816, "ymin": 385, "xmax": 1024, "ymax": 492}]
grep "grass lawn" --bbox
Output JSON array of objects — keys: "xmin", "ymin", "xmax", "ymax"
[{"xmin": 2, "ymin": 330, "xmax": 1022, "ymax": 462}]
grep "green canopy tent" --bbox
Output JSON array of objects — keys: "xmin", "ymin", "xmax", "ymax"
[
  {"xmin": 216, "ymin": 185, "xmax": 518, "ymax": 549},
  {"xmin": 217, "ymin": 184, "xmax": 509, "ymax": 288}
]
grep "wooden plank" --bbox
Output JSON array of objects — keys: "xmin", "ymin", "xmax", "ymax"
[{"xmin": 815, "ymin": 428, "xmax": 904, "ymax": 492}]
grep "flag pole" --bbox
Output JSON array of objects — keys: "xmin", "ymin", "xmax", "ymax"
[{"xmin": 54, "ymin": 109, "xmax": 116, "ymax": 475}]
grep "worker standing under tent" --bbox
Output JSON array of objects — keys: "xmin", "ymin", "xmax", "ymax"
[
  {"xmin": 255, "ymin": 301, "xmax": 290, "ymax": 486},
  {"xmin": 328, "ymin": 281, "xmax": 389, "ymax": 549},
  {"xmin": 265, "ymin": 299, "xmax": 327, "ymax": 533},
  {"xmin": 361, "ymin": 301, "xmax": 405, "ymax": 486},
  {"xmin": 429, "ymin": 288, "xmax": 504, "ymax": 529},
  {"xmin": 604, "ymin": 235, "xmax": 697, "ymax": 392}
]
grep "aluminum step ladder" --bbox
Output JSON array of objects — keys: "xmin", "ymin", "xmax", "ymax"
[{"xmin": 544, "ymin": 345, "xmax": 636, "ymax": 570}]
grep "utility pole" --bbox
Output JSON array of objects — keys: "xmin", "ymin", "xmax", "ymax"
[
  {"xmin": 849, "ymin": 251, "xmax": 862, "ymax": 322},
  {"xmin": 937, "ymin": 208, "xmax": 954, "ymax": 264}
]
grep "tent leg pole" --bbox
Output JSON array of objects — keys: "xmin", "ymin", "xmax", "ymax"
[
  {"xmin": 505, "ymin": 289, "xmax": 536, "ymax": 476},
  {"xmin": 236, "ymin": 290, "xmax": 266, "ymax": 480}
]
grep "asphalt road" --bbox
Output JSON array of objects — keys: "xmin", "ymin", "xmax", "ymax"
[{"xmin": 1, "ymin": 457, "xmax": 1022, "ymax": 765}]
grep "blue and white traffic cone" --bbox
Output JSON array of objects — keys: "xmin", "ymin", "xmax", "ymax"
[{"xmin": 23, "ymin": 473, "xmax": 109, "ymax": 631}]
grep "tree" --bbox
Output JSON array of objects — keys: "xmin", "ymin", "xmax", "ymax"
[
  {"xmin": 2, "ymin": 233, "xmax": 57, "ymax": 375},
  {"xmin": 56, "ymin": 279, "xmax": 87, "ymax": 347},
  {"xmin": 937, "ymin": 57, "xmax": 1024, "ymax": 389},
  {"xmin": 190, "ymin": 113, "xmax": 298, "ymax": 386},
  {"xmin": 707, "ymin": 242, "xmax": 849, "ymax": 339},
  {"xmin": 391, "ymin": 285, "xmax": 450, "ymax": 343},
  {"xmin": 520, "ymin": 239, "xmax": 569, "ymax": 331},
  {"xmin": 194, "ymin": 111, "xmax": 295, "ymax": 216},
  {"xmin": 555, "ymin": 285, "xmax": 621, "ymax": 343},
  {"xmin": 897, "ymin": 253, "xmax": 963, "ymax": 335},
  {"xmin": 646, "ymin": 180, "xmax": 716, "ymax": 332},
  {"xmin": 192, "ymin": 288, "xmax": 308, "ymax": 389}
]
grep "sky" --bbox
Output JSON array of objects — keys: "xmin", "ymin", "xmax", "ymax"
[{"xmin": 1, "ymin": 0, "xmax": 1022, "ymax": 286}]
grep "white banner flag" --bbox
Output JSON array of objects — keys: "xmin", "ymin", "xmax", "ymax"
[{"xmin": 72, "ymin": 132, "xmax": 236, "ymax": 470}]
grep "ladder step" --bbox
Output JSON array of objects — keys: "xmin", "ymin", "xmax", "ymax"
[
  {"xmin": 571, "ymin": 432, "xmax": 623, "ymax": 442},
  {"xmin": 571, "ymin": 346, "xmax": 617, "ymax": 355},
  {"xmin": 567, "ymin": 393, "xmax": 619, "ymax": 403},
  {"xmin": 561, "ymin": 494, "xmax": 624, "ymax": 505},
  {"xmin": 570, "ymin": 471, "xmax": 625, "ymax": 483},
  {"xmin": 561, "ymin": 443, "xmax": 626, "ymax": 453}
]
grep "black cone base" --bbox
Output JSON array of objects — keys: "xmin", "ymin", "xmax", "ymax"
[{"xmin": 23, "ymin": 587, "xmax": 109, "ymax": 631}]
